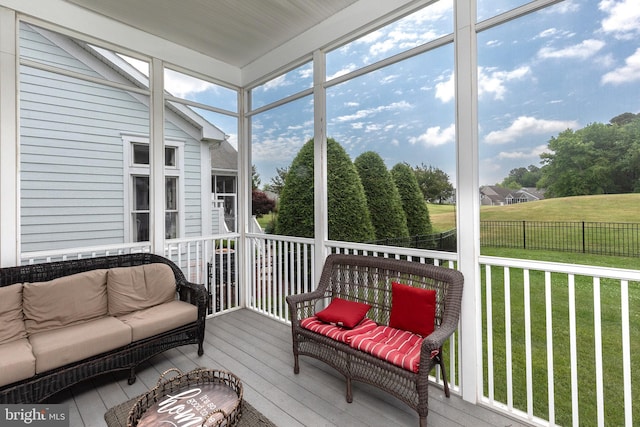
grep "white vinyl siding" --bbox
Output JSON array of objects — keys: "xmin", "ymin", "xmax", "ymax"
[
  {"xmin": 166, "ymin": 122, "xmax": 202, "ymax": 237},
  {"xmin": 19, "ymin": 24, "xmax": 208, "ymax": 253}
]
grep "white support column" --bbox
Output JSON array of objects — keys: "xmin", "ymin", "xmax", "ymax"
[
  {"xmin": 313, "ymin": 50, "xmax": 328, "ymax": 281},
  {"xmin": 238, "ymin": 88, "xmax": 250, "ymax": 307},
  {"xmin": 0, "ymin": 7, "xmax": 18, "ymax": 267},
  {"xmin": 454, "ymin": 0, "xmax": 481, "ymax": 403},
  {"xmin": 150, "ymin": 57, "xmax": 165, "ymax": 255}
]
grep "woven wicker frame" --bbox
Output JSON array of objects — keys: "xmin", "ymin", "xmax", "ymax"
[
  {"xmin": 286, "ymin": 254, "xmax": 464, "ymax": 427},
  {"xmin": 0, "ymin": 253, "xmax": 207, "ymax": 404}
]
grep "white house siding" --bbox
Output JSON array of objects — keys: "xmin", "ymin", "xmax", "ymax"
[
  {"xmin": 19, "ymin": 24, "xmax": 207, "ymax": 252},
  {"xmin": 165, "ymin": 121, "xmax": 203, "ymax": 237}
]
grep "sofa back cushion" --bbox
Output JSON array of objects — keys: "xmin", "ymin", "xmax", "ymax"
[
  {"xmin": 107, "ymin": 263, "xmax": 176, "ymax": 316},
  {"xmin": 23, "ymin": 269, "xmax": 109, "ymax": 334},
  {"xmin": 0, "ymin": 283, "xmax": 28, "ymax": 344}
]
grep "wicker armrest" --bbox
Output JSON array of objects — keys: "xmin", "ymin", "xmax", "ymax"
[
  {"xmin": 177, "ymin": 279, "xmax": 206, "ymax": 303},
  {"xmin": 286, "ymin": 290, "xmax": 325, "ymax": 325},
  {"xmin": 177, "ymin": 279, "xmax": 208, "ymax": 319},
  {"xmin": 421, "ymin": 322, "xmax": 456, "ymax": 355}
]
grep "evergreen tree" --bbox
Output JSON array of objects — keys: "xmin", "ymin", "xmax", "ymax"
[
  {"xmin": 354, "ymin": 151, "xmax": 409, "ymax": 240},
  {"xmin": 276, "ymin": 138, "xmax": 375, "ymax": 242},
  {"xmin": 391, "ymin": 162, "xmax": 433, "ymax": 236}
]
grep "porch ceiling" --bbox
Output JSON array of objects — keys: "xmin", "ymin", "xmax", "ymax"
[{"xmin": 63, "ymin": 0, "xmax": 359, "ymax": 69}]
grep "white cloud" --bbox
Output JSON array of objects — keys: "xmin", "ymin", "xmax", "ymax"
[
  {"xmin": 435, "ymin": 73, "xmax": 454, "ymax": 103},
  {"xmin": 380, "ymin": 74, "xmax": 400, "ymax": 84},
  {"xmin": 252, "ymin": 136, "xmax": 305, "ymax": 162},
  {"xmin": 497, "ymin": 144, "xmax": 547, "ymax": 159},
  {"xmin": 434, "ymin": 66, "xmax": 530, "ymax": 103},
  {"xmin": 548, "ymin": 0, "xmax": 580, "ymax": 14},
  {"xmin": 537, "ymin": 39, "xmax": 605, "ymax": 60},
  {"xmin": 538, "ymin": 28, "xmax": 558, "ymax": 38},
  {"xmin": 262, "ymin": 74, "xmax": 289, "ymax": 91},
  {"xmin": 602, "ymin": 48, "xmax": 640, "ymax": 84},
  {"xmin": 599, "ymin": 0, "xmax": 640, "ymax": 40},
  {"xmin": 478, "ymin": 66, "xmax": 531, "ymax": 100},
  {"xmin": 363, "ymin": 0, "xmax": 452, "ymax": 59},
  {"xmin": 298, "ymin": 68, "xmax": 313, "ymax": 79},
  {"xmin": 327, "ymin": 63, "xmax": 358, "ymax": 80},
  {"xmin": 409, "ymin": 123, "xmax": 455, "ymax": 147},
  {"xmin": 485, "ymin": 116, "xmax": 578, "ymax": 144},
  {"xmin": 163, "ymin": 69, "xmax": 216, "ymax": 98},
  {"xmin": 335, "ymin": 101, "xmax": 412, "ymax": 122}
]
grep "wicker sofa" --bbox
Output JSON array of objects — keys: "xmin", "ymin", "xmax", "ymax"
[
  {"xmin": 286, "ymin": 254, "xmax": 464, "ymax": 427},
  {"xmin": 0, "ymin": 253, "xmax": 207, "ymax": 404}
]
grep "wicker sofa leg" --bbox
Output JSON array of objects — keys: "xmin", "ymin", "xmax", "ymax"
[
  {"xmin": 128, "ymin": 367, "xmax": 137, "ymax": 385},
  {"xmin": 420, "ymin": 416, "xmax": 427, "ymax": 427},
  {"xmin": 293, "ymin": 355, "xmax": 300, "ymax": 374},
  {"xmin": 346, "ymin": 377, "xmax": 353, "ymax": 403},
  {"xmin": 434, "ymin": 350, "xmax": 450, "ymax": 398}
]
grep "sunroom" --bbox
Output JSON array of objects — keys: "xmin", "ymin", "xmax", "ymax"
[{"xmin": 0, "ymin": 0, "xmax": 638, "ymax": 426}]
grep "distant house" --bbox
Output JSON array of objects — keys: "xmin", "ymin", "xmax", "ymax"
[
  {"xmin": 19, "ymin": 23, "xmax": 237, "ymax": 252},
  {"xmin": 480, "ymin": 186, "xmax": 545, "ymax": 206}
]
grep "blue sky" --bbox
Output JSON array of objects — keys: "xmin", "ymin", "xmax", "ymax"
[{"xmin": 166, "ymin": 0, "xmax": 640, "ymax": 189}]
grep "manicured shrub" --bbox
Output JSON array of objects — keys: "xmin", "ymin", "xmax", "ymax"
[
  {"xmin": 391, "ymin": 162, "xmax": 433, "ymax": 236},
  {"xmin": 276, "ymin": 138, "xmax": 375, "ymax": 242},
  {"xmin": 354, "ymin": 151, "xmax": 409, "ymax": 240}
]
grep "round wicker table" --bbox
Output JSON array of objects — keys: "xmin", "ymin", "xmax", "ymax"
[{"xmin": 127, "ymin": 368, "xmax": 243, "ymax": 427}]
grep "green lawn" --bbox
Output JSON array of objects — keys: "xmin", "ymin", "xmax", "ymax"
[
  {"xmin": 428, "ymin": 195, "xmax": 640, "ymax": 426},
  {"xmin": 428, "ymin": 193, "xmax": 640, "ymax": 233},
  {"xmin": 479, "ymin": 248, "xmax": 640, "ymax": 426}
]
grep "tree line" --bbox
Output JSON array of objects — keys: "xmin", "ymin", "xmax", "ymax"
[
  {"xmin": 254, "ymin": 138, "xmax": 436, "ymax": 242},
  {"xmin": 500, "ymin": 113, "xmax": 640, "ymax": 197}
]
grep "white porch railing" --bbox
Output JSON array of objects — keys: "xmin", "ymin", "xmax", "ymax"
[
  {"xmin": 20, "ymin": 242, "xmax": 152, "ymax": 264},
  {"xmin": 478, "ymin": 256, "xmax": 639, "ymax": 427},
  {"xmin": 19, "ymin": 235, "xmax": 639, "ymax": 427}
]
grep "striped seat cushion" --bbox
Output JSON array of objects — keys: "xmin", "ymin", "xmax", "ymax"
[
  {"xmin": 349, "ymin": 326, "xmax": 424, "ymax": 373},
  {"xmin": 300, "ymin": 317, "xmax": 378, "ymax": 344}
]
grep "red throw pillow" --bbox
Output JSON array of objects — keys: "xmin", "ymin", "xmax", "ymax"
[
  {"xmin": 389, "ymin": 282, "xmax": 436, "ymax": 337},
  {"xmin": 316, "ymin": 297, "xmax": 371, "ymax": 329}
]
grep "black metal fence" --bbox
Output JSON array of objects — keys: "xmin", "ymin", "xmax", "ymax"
[
  {"xmin": 481, "ymin": 221, "xmax": 640, "ymax": 257},
  {"xmin": 369, "ymin": 229, "xmax": 457, "ymax": 252}
]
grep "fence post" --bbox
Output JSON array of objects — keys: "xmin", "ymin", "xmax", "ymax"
[
  {"xmin": 523, "ymin": 220, "xmax": 526, "ymax": 249},
  {"xmin": 582, "ymin": 221, "xmax": 586, "ymax": 253}
]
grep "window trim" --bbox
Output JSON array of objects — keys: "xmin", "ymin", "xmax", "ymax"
[{"xmin": 122, "ymin": 134, "xmax": 185, "ymax": 242}]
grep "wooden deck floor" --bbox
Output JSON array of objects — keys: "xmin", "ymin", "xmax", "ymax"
[{"xmin": 48, "ymin": 309, "xmax": 531, "ymax": 427}]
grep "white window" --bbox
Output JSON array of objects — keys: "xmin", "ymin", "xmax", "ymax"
[{"xmin": 123, "ymin": 135, "xmax": 184, "ymax": 242}]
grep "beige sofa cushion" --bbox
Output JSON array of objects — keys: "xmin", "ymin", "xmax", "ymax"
[
  {"xmin": 0, "ymin": 283, "xmax": 27, "ymax": 344},
  {"xmin": 0, "ymin": 338, "xmax": 36, "ymax": 387},
  {"xmin": 29, "ymin": 316, "xmax": 132, "ymax": 374},
  {"xmin": 23, "ymin": 269, "xmax": 109, "ymax": 334},
  {"xmin": 107, "ymin": 263, "xmax": 176, "ymax": 316},
  {"xmin": 117, "ymin": 300, "xmax": 198, "ymax": 341}
]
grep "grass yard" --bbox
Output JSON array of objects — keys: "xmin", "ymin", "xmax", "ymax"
[
  {"xmin": 428, "ymin": 195, "xmax": 640, "ymax": 425},
  {"xmin": 427, "ymin": 203, "xmax": 456, "ymax": 231},
  {"xmin": 479, "ymin": 248, "xmax": 640, "ymax": 426}
]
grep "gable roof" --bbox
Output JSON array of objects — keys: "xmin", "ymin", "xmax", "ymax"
[{"xmin": 480, "ymin": 185, "xmax": 545, "ymax": 205}]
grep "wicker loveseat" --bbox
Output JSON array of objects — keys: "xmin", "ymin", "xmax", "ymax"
[
  {"xmin": 0, "ymin": 253, "xmax": 207, "ymax": 404},
  {"xmin": 286, "ymin": 254, "xmax": 464, "ymax": 427}
]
